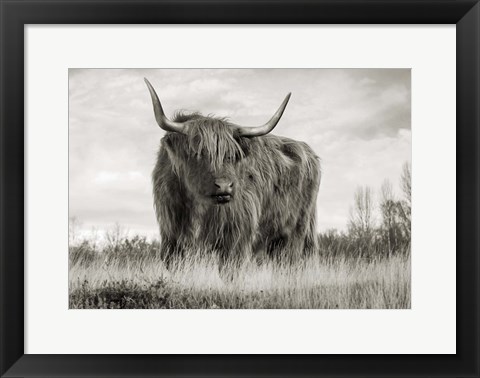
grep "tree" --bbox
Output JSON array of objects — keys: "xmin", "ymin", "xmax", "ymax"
[
  {"xmin": 349, "ymin": 186, "xmax": 375, "ymax": 235},
  {"xmin": 105, "ymin": 222, "xmax": 127, "ymax": 251},
  {"xmin": 401, "ymin": 161, "xmax": 411, "ymax": 201},
  {"xmin": 348, "ymin": 186, "xmax": 375, "ymax": 256},
  {"xmin": 379, "ymin": 179, "xmax": 404, "ymax": 255},
  {"xmin": 398, "ymin": 162, "xmax": 411, "ymax": 238}
]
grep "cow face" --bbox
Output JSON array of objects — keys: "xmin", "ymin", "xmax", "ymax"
[{"xmin": 163, "ymin": 120, "xmax": 247, "ymax": 205}]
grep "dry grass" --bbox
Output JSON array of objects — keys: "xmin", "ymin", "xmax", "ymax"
[{"xmin": 69, "ymin": 246, "xmax": 410, "ymax": 309}]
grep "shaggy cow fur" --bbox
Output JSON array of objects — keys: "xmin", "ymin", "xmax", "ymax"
[{"xmin": 152, "ymin": 112, "xmax": 321, "ymax": 263}]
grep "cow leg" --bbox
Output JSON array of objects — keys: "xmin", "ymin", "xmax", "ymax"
[
  {"xmin": 159, "ymin": 237, "xmax": 180, "ymax": 270},
  {"xmin": 252, "ymin": 239, "xmax": 268, "ymax": 265},
  {"xmin": 268, "ymin": 233, "xmax": 311, "ymax": 263},
  {"xmin": 266, "ymin": 235, "xmax": 288, "ymax": 261},
  {"xmin": 302, "ymin": 224, "xmax": 318, "ymax": 257},
  {"xmin": 217, "ymin": 250, "xmax": 244, "ymax": 282}
]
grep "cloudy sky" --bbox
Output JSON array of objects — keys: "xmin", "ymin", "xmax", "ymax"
[{"xmin": 69, "ymin": 69, "xmax": 411, "ymax": 239}]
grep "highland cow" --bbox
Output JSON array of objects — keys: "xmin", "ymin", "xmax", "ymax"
[{"xmin": 145, "ymin": 78, "xmax": 320, "ymax": 264}]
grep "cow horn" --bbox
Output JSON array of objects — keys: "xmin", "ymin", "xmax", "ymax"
[
  {"xmin": 144, "ymin": 78, "xmax": 186, "ymax": 134},
  {"xmin": 233, "ymin": 93, "xmax": 291, "ymax": 137}
]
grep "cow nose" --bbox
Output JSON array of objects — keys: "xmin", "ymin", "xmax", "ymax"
[{"xmin": 214, "ymin": 179, "xmax": 234, "ymax": 194}]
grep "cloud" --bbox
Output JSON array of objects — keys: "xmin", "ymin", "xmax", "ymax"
[
  {"xmin": 69, "ymin": 68, "xmax": 411, "ymax": 235},
  {"xmin": 94, "ymin": 171, "xmax": 145, "ymax": 185}
]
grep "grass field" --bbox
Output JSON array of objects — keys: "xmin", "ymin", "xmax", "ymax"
[{"xmin": 69, "ymin": 239, "xmax": 411, "ymax": 309}]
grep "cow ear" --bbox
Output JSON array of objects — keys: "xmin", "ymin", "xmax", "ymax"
[
  {"xmin": 162, "ymin": 135, "xmax": 180, "ymax": 158},
  {"xmin": 162, "ymin": 136, "xmax": 173, "ymax": 149}
]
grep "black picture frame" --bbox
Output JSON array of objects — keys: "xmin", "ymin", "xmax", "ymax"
[{"xmin": 1, "ymin": 1, "xmax": 479, "ymax": 377}]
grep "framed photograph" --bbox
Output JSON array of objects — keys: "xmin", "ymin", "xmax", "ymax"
[
  {"xmin": 68, "ymin": 68, "xmax": 412, "ymax": 311},
  {"xmin": 1, "ymin": 0, "xmax": 478, "ymax": 377}
]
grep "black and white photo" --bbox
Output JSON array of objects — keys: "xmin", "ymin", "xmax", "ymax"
[{"xmin": 69, "ymin": 68, "xmax": 411, "ymax": 309}]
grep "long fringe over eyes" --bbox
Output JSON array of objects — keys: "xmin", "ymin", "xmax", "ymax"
[{"xmin": 174, "ymin": 112, "xmax": 244, "ymax": 171}]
